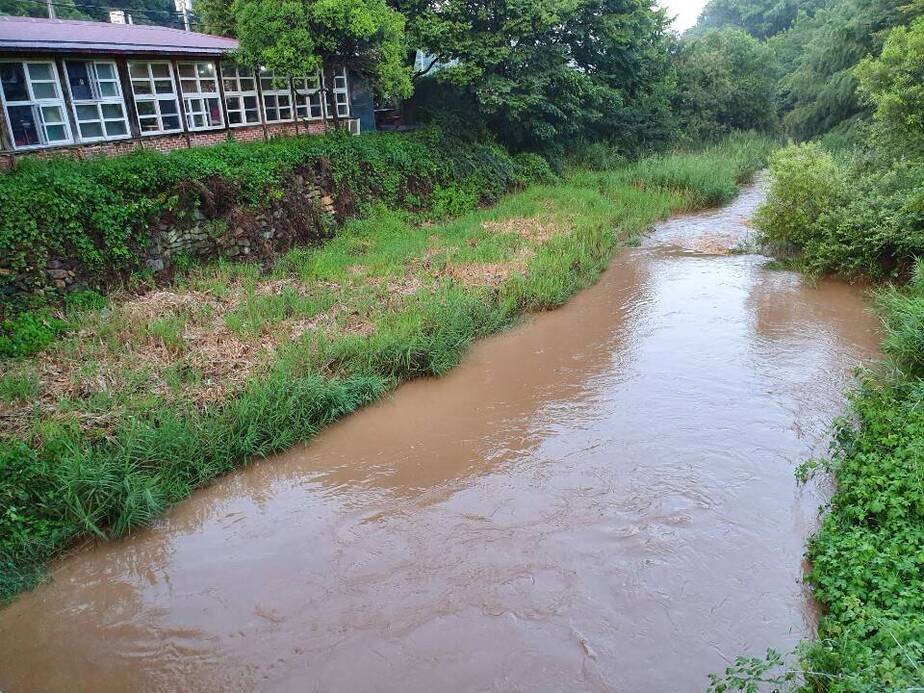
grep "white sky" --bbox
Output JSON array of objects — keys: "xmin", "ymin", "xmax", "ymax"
[{"xmin": 659, "ymin": 0, "xmax": 709, "ymax": 32}]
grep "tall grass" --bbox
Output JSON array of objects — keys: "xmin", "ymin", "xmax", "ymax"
[{"xmin": 0, "ymin": 134, "xmax": 775, "ymax": 602}]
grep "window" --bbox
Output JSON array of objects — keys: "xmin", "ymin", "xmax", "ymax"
[
  {"xmin": 65, "ymin": 60, "xmax": 129, "ymax": 141},
  {"xmin": 221, "ymin": 64, "xmax": 260, "ymax": 127},
  {"xmin": 259, "ymin": 68, "xmax": 292, "ymax": 122},
  {"xmin": 293, "ymin": 72, "xmax": 323, "ymax": 121},
  {"xmin": 178, "ymin": 61, "xmax": 222, "ymax": 130},
  {"xmin": 325, "ymin": 66, "xmax": 349, "ymax": 119},
  {"xmin": 128, "ymin": 61, "xmax": 181, "ymax": 135},
  {"xmin": 0, "ymin": 61, "xmax": 72, "ymax": 149}
]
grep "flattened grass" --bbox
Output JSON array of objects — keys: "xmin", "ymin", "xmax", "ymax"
[{"xmin": 0, "ymin": 134, "xmax": 775, "ymax": 601}]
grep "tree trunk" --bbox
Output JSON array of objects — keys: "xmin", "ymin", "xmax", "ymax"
[{"xmin": 324, "ymin": 63, "xmax": 341, "ymax": 132}]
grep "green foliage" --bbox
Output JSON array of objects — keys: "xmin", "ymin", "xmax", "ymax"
[
  {"xmin": 233, "ymin": 0, "xmax": 412, "ymax": 101},
  {"xmin": 0, "ymin": 136, "xmax": 773, "ymax": 603},
  {"xmin": 799, "ymin": 263, "xmax": 924, "ymax": 689},
  {"xmin": 0, "ymin": 310, "xmax": 68, "ymax": 358},
  {"xmin": 855, "ymin": 17, "xmax": 924, "ymax": 155},
  {"xmin": 707, "ymin": 649, "xmax": 797, "ymax": 692},
  {"xmin": 673, "ymin": 29, "xmax": 780, "ymax": 142},
  {"xmin": 691, "ymin": 0, "xmax": 825, "ymax": 40},
  {"xmin": 756, "ymin": 142, "xmax": 924, "ymax": 278},
  {"xmin": 397, "ymin": 0, "xmax": 677, "ymax": 154},
  {"xmin": 777, "ymin": 0, "xmax": 912, "ymax": 141}
]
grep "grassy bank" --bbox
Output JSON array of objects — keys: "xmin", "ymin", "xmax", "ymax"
[{"xmin": 0, "ymin": 133, "xmax": 775, "ymax": 602}]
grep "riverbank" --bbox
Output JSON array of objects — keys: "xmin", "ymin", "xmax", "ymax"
[
  {"xmin": 752, "ymin": 149, "xmax": 924, "ymax": 690},
  {"xmin": 0, "ymin": 134, "xmax": 776, "ymax": 602}
]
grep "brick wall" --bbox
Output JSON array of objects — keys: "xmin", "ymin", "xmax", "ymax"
[{"xmin": 0, "ymin": 121, "xmax": 332, "ymax": 170}]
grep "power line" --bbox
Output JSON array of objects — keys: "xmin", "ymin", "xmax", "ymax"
[{"xmin": 10, "ymin": 0, "xmax": 187, "ymax": 19}]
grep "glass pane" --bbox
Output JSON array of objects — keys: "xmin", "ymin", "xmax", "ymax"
[
  {"xmin": 197, "ymin": 63, "xmax": 215, "ymax": 78},
  {"xmin": 66, "ymin": 61, "xmax": 93, "ymax": 100},
  {"xmin": 79, "ymin": 121, "xmax": 104, "ymax": 138},
  {"xmin": 246, "ymin": 109, "xmax": 259, "ymax": 123},
  {"xmin": 41, "ymin": 105, "xmax": 64, "ymax": 124},
  {"xmin": 181, "ymin": 79, "xmax": 198, "ymax": 94},
  {"xmin": 243, "ymin": 95, "xmax": 257, "ymax": 109},
  {"xmin": 96, "ymin": 63, "xmax": 115, "ymax": 79},
  {"xmin": 139, "ymin": 116, "xmax": 159, "ymax": 131},
  {"xmin": 178, "ymin": 64, "xmax": 195, "ymax": 77},
  {"xmin": 44, "ymin": 124, "xmax": 68, "ymax": 142},
  {"xmin": 99, "ymin": 82, "xmax": 119, "ymax": 98},
  {"xmin": 75, "ymin": 104, "xmax": 99, "ymax": 121},
  {"xmin": 27, "ymin": 63, "xmax": 53, "ymax": 80},
  {"xmin": 32, "ymin": 82, "xmax": 57, "ymax": 99},
  {"xmin": 159, "ymin": 98, "xmax": 178, "ymax": 114},
  {"xmin": 7, "ymin": 104, "xmax": 39, "ymax": 146},
  {"xmin": 151, "ymin": 64, "xmax": 170, "ymax": 78},
  {"xmin": 101, "ymin": 103, "xmax": 123, "ymax": 118},
  {"xmin": 133, "ymin": 81, "xmax": 153, "ymax": 95},
  {"xmin": 208, "ymin": 98, "xmax": 221, "ymax": 124},
  {"xmin": 154, "ymin": 80, "xmax": 174, "ymax": 94},
  {"xmin": 238, "ymin": 66, "xmax": 252, "ymax": 77},
  {"xmin": 201, "ymin": 80, "xmax": 217, "ymax": 93},
  {"xmin": 129, "ymin": 63, "xmax": 148, "ymax": 78},
  {"xmin": 228, "ymin": 110, "xmax": 242, "ymax": 125},
  {"xmin": 223, "ymin": 79, "xmax": 236, "ymax": 92},
  {"xmin": 0, "ymin": 63, "xmax": 29, "ymax": 101},
  {"xmin": 162, "ymin": 115, "xmax": 180, "ymax": 130},
  {"xmin": 105, "ymin": 119, "xmax": 128, "ymax": 136},
  {"xmin": 240, "ymin": 78, "xmax": 255, "ymax": 91},
  {"xmin": 136, "ymin": 100, "xmax": 156, "ymax": 115}
]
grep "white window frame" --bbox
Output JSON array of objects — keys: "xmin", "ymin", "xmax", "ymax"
[
  {"xmin": 221, "ymin": 64, "xmax": 261, "ymax": 128},
  {"xmin": 323, "ymin": 66, "xmax": 350, "ymax": 120},
  {"xmin": 128, "ymin": 60, "xmax": 183, "ymax": 136},
  {"xmin": 259, "ymin": 68, "xmax": 293, "ymax": 123},
  {"xmin": 293, "ymin": 71, "xmax": 324, "ymax": 121},
  {"xmin": 177, "ymin": 60, "xmax": 223, "ymax": 131},
  {"xmin": 0, "ymin": 60, "xmax": 73, "ymax": 150},
  {"xmin": 65, "ymin": 59, "xmax": 130, "ymax": 143}
]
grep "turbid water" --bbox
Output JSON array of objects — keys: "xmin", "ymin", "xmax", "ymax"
[{"xmin": 0, "ymin": 177, "xmax": 880, "ymax": 692}]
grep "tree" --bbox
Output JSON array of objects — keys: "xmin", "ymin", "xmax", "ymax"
[
  {"xmin": 691, "ymin": 0, "xmax": 824, "ymax": 40},
  {"xmin": 673, "ymin": 28, "xmax": 779, "ymax": 141},
  {"xmin": 855, "ymin": 17, "xmax": 924, "ymax": 152},
  {"xmin": 390, "ymin": 0, "xmax": 676, "ymax": 152},
  {"xmin": 233, "ymin": 0, "xmax": 412, "ymax": 126},
  {"xmin": 193, "ymin": 0, "xmax": 235, "ymax": 36}
]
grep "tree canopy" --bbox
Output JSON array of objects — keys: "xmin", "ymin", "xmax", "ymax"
[{"xmin": 232, "ymin": 0, "xmax": 412, "ymax": 109}]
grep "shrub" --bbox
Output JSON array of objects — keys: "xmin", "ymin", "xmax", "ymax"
[
  {"xmin": 0, "ymin": 310, "xmax": 68, "ymax": 358},
  {"xmin": 756, "ymin": 142, "xmax": 924, "ymax": 278}
]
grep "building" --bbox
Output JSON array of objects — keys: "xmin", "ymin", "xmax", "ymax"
[{"xmin": 0, "ymin": 15, "xmax": 363, "ymax": 167}]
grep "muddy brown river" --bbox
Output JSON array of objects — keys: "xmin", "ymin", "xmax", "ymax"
[{"xmin": 0, "ymin": 177, "xmax": 880, "ymax": 692}]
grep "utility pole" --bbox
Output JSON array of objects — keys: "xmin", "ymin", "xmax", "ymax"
[
  {"xmin": 46, "ymin": 0, "xmax": 55, "ymax": 19},
  {"xmin": 175, "ymin": 0, "xmax": 191, "ymax": 31}
]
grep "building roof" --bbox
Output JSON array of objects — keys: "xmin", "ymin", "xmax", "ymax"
[{"xmin": 0, "ymin": 15, "xmax": 239, "ymax": 56}]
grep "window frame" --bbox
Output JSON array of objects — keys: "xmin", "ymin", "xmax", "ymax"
[
  {"xmin": 127, "ymin": 60, "xmax": 183, "ymax": 136},
  {"xmin": 221, "ymin": 64, "xmax": 261, "ymax": 128},
  {"xmin": 0, "ymin": 59, "xmax": 73, "ymax": 150},
  {"xmin": 177, "ymin": 60, "xmax": 223, "ymax": 131},
  {"xmin": 323, "ymin": 66, "xmax": 350, "ymax": 120},
  {"xmin": 64, "ymin": 59, "xmax": 131, "ymax": 144},
  {"xmin": 258, "ymin": 68, "xmax": 293, "ymax": 123},
  {"xmin": 293, "ymin": 71, "xmax": 324, "ymax": 121}
]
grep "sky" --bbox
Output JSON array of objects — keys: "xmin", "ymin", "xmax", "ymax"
[{"xmin": 659, "ymin": 0, "xmax": 708, "ymax": 32}]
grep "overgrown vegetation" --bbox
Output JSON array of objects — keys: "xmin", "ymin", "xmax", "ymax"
[
  {"xmin": 0, "ymin": 127, "xmax": 535, "ymax": 331},
  {"xmin": 795, "ymin": 264, "xmax": 924, "ymax": 690},
  {"xmin": 0, "ymin": 134, "xmax": 774, "ymax": 603}
]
